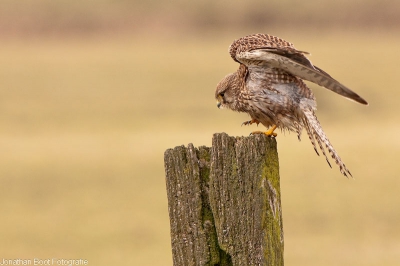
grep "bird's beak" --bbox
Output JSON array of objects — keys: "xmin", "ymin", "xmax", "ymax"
[{"xmin": 217, "ymin": 102, "xmax": 221, "ymax": 109}]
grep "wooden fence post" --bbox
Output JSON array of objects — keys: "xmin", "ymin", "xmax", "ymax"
[{"xmin": 164, "ymin": 133, "xmax": 283, "ymax": 266}]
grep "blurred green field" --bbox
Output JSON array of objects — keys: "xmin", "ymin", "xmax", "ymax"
[{"xmin": 1, "ymin": 29, "xmax": 400, "ymax": 266}]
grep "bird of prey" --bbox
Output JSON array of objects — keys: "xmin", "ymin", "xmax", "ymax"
[{"xmin": 215, "ymin": 33, "xmax": 368, "ymax": 177}]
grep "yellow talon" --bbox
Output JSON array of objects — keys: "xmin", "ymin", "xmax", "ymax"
[{"xmin": 251, "ymin": 125, "xmax": 277, "ymax": 137}]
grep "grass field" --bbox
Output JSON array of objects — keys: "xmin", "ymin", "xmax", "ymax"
[{"xmin": 1, "ymin": 30, "xmax": 400, "ymax": 265}]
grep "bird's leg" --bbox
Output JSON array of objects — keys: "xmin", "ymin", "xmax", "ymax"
[
  {"xmin": 251, "ymin": 125, "xmax": 278, "ymax": 137},
  {"xmin": 264, "ymin": 125, "xmax": 278, "ymax": 136},
  {"xmin": 241, "ymin": 119, "xmax": 260, "ymax": 127}
]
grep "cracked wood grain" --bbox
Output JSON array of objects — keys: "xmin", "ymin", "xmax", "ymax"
[{"xmin": 164, "ymin": 133, "xmax": 283, "ymax": 266}]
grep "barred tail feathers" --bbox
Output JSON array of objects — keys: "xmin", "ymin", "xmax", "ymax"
[{"xmin": 302, "ymin": 109, "xmax": 352, "ymax": 177}]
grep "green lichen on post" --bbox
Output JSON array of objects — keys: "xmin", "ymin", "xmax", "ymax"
[
  {"xmin": 263, "ymin": 138, "xmax": 280, "ymax": 189},
  {"xmin": 261, "ymin": 138, "xmax": 284, "ymax": 266},
  {"xmin": 196, "ymin": 146, "xmax": 233, "ymax": 266},
  {"xmin": 197, "ymin": 146, "xmax": 218, "ymax": 264}
]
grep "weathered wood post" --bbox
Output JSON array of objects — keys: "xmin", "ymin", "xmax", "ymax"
[{"xmin": 164, "ymin": 133, "xmax": 283, "ymax": 266}]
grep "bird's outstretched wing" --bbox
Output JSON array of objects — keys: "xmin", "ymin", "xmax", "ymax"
[{"xmin": 230, "ymin": 34, "xmax": 368, "ymax": 105}]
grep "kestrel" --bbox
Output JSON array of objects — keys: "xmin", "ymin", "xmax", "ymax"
[{"xmin": 215, "ymin": 33, "xmax": 368, "ymax": 177}]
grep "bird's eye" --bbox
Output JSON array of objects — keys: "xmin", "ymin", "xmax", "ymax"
[{"xmin": 220, "ymin": 92, "xmax": 225, "ymax": 97}]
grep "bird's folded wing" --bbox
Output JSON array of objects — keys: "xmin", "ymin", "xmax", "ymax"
[{"xmin": 237, "ymin": 50, "xmax": 368, "ymax": 105}]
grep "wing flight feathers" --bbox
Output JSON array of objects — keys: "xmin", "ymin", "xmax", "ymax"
[{"xmin": 237, "ymin": 50, "xmax": 368, "ymax": 105}]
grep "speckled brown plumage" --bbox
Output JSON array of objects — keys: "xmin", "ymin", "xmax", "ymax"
[
  {"xmin": 229, "ymin": 33, "xmax": 297, "ymax": 62},
  {"xmin": 215, "ymin": 33, "xmax": 368, "ymax": 177}
]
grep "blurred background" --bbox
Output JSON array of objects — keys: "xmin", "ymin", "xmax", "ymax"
[{"xmin": 0, "ymin": 0, "xmax": 399, "ymax": 265}]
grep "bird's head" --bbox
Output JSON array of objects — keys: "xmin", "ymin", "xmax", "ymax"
[{"xmin": 215, "ymin": 73, "xmax": 237, "ymax": 110}]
